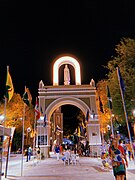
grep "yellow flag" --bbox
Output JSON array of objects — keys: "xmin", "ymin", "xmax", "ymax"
[
  {"xmin": 6, "ymin": 66, "xmax": 14, "ymax": 102},
  {"xmin": 78, "ymin": 126, "xmax": 81, "ymax": 137}
]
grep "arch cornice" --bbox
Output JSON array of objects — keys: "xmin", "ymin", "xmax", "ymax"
[{"xmin": 46, "ymin": 96, "xmax": 91, "ymax": 121}]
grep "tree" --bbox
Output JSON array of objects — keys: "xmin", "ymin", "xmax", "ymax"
[
  {"xmin": 96, "ymin": 38, "xmax": 135, "ymax": 137},
  {"xmin": 96, "ymin": 80, "xmax": 112, "ymax": 135},
  {"xmin": 0, "ymin": 93, "xmax": 35, "ymax": 151},
  {"xmin": 106, "ymin": 38, "xmax": 135, "ymax": 121}
]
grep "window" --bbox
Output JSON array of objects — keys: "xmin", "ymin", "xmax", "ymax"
[{"xmin": 38, "ymin": 135, "xmax": 47, "ymax": 145}]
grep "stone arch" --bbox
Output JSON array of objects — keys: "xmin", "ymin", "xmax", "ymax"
[
  {"xmin": 46, "ymin": 96, "xmax": 91, "ymax": 121},
  {"xmin": 53, "ymin": 56, "xmax": 81, "ymax": 86}
]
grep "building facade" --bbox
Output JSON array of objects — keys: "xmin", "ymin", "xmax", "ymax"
[{"xmin": 37, "ymin": 55, "xmax": 101, "ymax": 157}]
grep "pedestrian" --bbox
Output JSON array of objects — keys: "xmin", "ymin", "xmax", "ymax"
[
  {"xmin": 55, "ymin": 145, "xmax": 60, "ymax": 161},
  {"xmin": 132, "ymin": 140, "xmax": 135, "ymax": 157},
  {"xmin": 36, "ymin": 146, "xmax": 40, "ymax": 160},
  {"xmin": 62, "ymin": 149, "xmax": 71, "ymax": 165},
  {"xmin": 126, "ymin": 141, "xmax": 132, "ymax": 161},
  {"xmin": 25, "ymin": 147, "xmax": 29, "ymax": 162},
  {"xmin": 59, "ymin": 144, "xmax": 63, "ymax": 154},
  {"xmin": 122, "ymin": 140, "xmax": 127, "ymax": 155},
  {"xmin": 74, "ymin": 145, "xmax": 77, "ymax": 154},
  {"xmin": 109, "ymin": 137, "xmax": 128, "ymax": 180},
  {"xmin": 28, "ymin": 146, "xmax": 32, "ymax": 160}
]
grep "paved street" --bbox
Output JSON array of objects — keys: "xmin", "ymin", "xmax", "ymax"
[{"xmin": 1, "ymin": 154, "xmax": 135, "ymax": 180}]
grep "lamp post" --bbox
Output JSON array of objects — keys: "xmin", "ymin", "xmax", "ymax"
[
  {"xmin": 38, "ymin": 116, "xmax": 44, "ymax": 160},
  {"xmin": 40, "ymin": 116, "xmax": 44, "ymax": 145},
  {"xmin": 133, "ymin": 110, "xmax": 135, "ymax": 138},
  {"xmin": 133, "ymin": 110, "xmax": 135, "ymax": 118},
  {"xmin": 27, "ymin": 127, "xmax": 31, "ymax": 146},
  {"xmin": 110, "ymin": 114, "xmax": 114, "ymax": 138},
  {"xmin": 0, "ymin": 115, "xmax": 5, "ymax": 178}
]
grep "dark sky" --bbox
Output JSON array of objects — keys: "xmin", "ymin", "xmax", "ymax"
[{"xmin": 0, "ymin": 1, "xmax": 135, "ymax": 103}]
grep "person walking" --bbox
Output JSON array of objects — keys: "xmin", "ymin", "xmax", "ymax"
[
  {"xmin": 62, "ymin": 149, "xmax": 71, "ymax": 165},
  {"xmin": 126, "ymin": 141, "xmax": 132, "ymax": 161},
  {"xmin": 55, "ymin": 145, "xmax": 60, "ymax": 161},
  {"xmin": 59, "ymin": 144, "xmax": 63, "ymax": 154},
  {"xmin": 36, "ymin": 146, "xmax": 41, "ymax": 160},
  {"xmin": 132, "ymin": 140, "xmax": 135, "ymax": 157},
  {"xmin": 25, "ymin": 147, "xmax": 29, "ymax": 162},
  {"xmin": 109, "ymin": 138, "xmax": 128, "ymax": 180},
  {"xmin": 28, "ymin": 146, "xmax": 32, "ymax": 161}
]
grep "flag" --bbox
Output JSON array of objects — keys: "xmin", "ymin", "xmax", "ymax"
[
  {"xmin": 117, "ymin": 67, "xmax": 126, "ymax": 95},
  {"xmin": 56, "ymin": 125, "xmax": 63, "ymax": 133},
  {"xmin": 81, "ymin": 121, "xmax": 85, "ymax": 129},
  {"xmin": 35, "ymin": 97, "xmax": 40, "ymax": 120},
  {"xmin": 5, "ymin": 66, "xmax": 14, "ymax": 102},
  {"xmin": 80, "ymin": 123, "xmax": 85, "ymax": 136},
  {"xmin": 80, "ymin": 125, "xmax": 83, "ymax": 134},
  {"xmin": 23, "ymin": 86, "xmax": 30, "ymax": 106},
  {"xmin": 86, "ymin": 110, "xmax": 90, "ymax": 121},
  {"xmin": 26, "ymin": 87, "xmax": 32, "ymax": 102},
  {"xmin": 43, "ymin": 114, "xmax": 46, "ymax": 127},
  {"xmin": 107, "ymin": 85, "xmax": 112, "ymax": 109},
  {"xmin": 77, "ymin": 126, "xmax": 81, "ymax": 137},
  {"xmin": 99, "ymin": 96, "xmax": 104, "ymax": 113}
]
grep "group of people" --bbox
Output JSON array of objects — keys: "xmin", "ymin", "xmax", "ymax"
[
  {"xmin": 77, "ymin": 141, "xmax": 90, "ymax": 157},
  {"xmin": 25, "ymin": 146, "xmax": 32, "ymax": 162},
  {"xmin": 54, "ymin": 144, "xmax": 79, "ymax": 164},
  {"xmin": 25, "ymin": 145, "xmax": 40, "ymax": 162},
  {"xmin": 101, "ymin": 136, "xmax": 135, "ymax": 180}
]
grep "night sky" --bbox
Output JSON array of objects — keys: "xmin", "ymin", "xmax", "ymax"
[{"xmin": 0, "ymin": 1, "xmax": 135, "ymax": 103}]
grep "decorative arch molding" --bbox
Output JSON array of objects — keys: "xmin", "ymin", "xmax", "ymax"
[
  {"xmin": 46, "ymin": 96, "xmax": 91, "ymax": 121},
  {"xmin": 53, "ymin": 56, "xmax": 81, "ymax": 86}
]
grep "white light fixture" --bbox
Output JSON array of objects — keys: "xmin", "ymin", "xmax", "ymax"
[
  {"xmin": 40, "ymin": 116, "xmax": 44, "ymax": 120},
  {"xmin": 133, "ymin": 109, "xmax": 135, "ymax": 117},
  {"xmin": 0, "ymin": 114, "xmax": 4, "ymax": 121}
]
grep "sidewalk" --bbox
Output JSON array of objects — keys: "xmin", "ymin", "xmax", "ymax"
[{"xmin": 1, "ymin": 154, "xmax": 135, "ymax": 180}]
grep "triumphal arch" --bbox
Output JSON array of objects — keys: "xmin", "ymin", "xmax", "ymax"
[{"xmin": 37, "ymin": 55, "xmax": 101, "ymax": 157}]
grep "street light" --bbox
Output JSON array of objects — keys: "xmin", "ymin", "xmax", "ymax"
[
  {"xmin": 132, "ymin": 110, "xmax": 135, "ymax": 138},
  {"xmin": 107, "ymin": 125, "xmax": 110, "ymax": 131},
  {"xmin": 27, "ymin": 127, "xmax": 31, "ymax": 146},
  {"xmin": 0, "ymin": 114, "xmax": 5, "ymax": 178},
  {"xmin": 40, "ymin": 116, "xmax": 44, "ymax": 121},
  {"xmin": 133, "ymin": 109, "xmax": 135, "ymax": 117},
  {"xmin": 110, "ymin": 114, "xmax": 114, "ymax": 137},
  {"xmin": 0, "ymin": 115, "xmax": 4, "ymax": 124}
]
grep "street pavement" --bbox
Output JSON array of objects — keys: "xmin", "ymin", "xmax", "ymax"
[{"xmin": 1, "ymin": 154, "xmax": 135, "ymax": 180}]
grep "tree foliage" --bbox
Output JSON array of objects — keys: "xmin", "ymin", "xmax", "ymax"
[
  {"xmin": 96, "ymin": 80, "xmax": 112, "ymax": 132},
  {"xmin": 0, "ymin": 93, "xmax": 35, "ymax": 150},
  {"xmin": 0, "ymin": 93, "xmax": 34, "ymax": 130},
  {"xmin": 97, "ymin": 38, "xmax": 135, "ymax": 137},
  {"xmin": 107, "ymin": 38, "xmax": 135, "ymax": 119}
]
